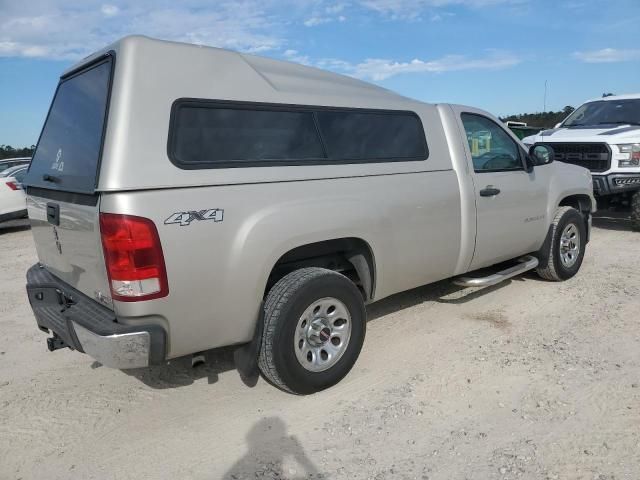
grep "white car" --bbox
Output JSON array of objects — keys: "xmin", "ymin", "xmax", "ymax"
[
  {"xmin": 0, "ymin": 164, "xmax": 28, "ymax": 223},
  {"xmin": 0, "ymin": 157, "xmax": 31, "ymax": 174},
  {"xmin": 522, "ymin": 94, "xmax": 640, "ymax": 230}
]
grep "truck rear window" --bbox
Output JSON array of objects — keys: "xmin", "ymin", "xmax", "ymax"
[{"xmin": 24, "ymin": 55, "xmax": 113, "ymax": 194}]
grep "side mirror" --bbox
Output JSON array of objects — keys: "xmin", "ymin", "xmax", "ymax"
[
  {"xmin": 554, "ymin": 122, "xmax": 562, "ymax": 129},
  {"xmin": 529, "ymin": 143, "xmax": 555, "ymax": 166}
]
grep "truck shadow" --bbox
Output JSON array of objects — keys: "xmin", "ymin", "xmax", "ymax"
[
  {"xmin": 119, "ymin": 346, "xmax": 241, "ymax": 389},
  {"xmin": 119, "ymin": 274, "xmax": 522, "ymax": 390},
  {"xmin": 592, "ymin": 209, "xmax": 634, "ymax": 232},
  {"xmin": 367, "ymin": 277, "xmax": 514, "ymax": 322}
]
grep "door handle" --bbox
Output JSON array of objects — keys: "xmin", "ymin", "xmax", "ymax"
[{"xmin": 479, "ymin": 186, "xmax": 501, "ymax": 197}]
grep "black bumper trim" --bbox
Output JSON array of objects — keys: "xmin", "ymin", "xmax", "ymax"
[
  {"xmin": 593, "ymin": 174, "xmax": 640, "ymax": 196},
  {"xmin": 26, "ymin": 264, "xmax": 167, "ymax": 365}
]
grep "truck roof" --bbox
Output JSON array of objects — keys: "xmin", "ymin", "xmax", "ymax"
[
  {"xmin": 583, "ymin": 93, "xmax": 640, "ymax": 103},
  {"xmin": 56, "ymin": 36, "xmax": 506, "ymax": 193},
  {"xmin": 64, "ymin": 35, "xmax": 413, "ymax": 106}
]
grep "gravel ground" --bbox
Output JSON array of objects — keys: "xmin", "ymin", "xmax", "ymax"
[{"xmin": 0, "ymin": 213, "xmax": 638, "ymax": 480}]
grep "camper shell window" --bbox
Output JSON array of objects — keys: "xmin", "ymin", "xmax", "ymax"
[
  {"xmin": 168, "ymin": 100, "xmax": 428, "ymax": 169},
  {"xmin": 24, "ymin": 54, "xmax": 114, "ymax": 194}
]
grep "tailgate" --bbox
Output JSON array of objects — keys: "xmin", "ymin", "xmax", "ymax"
[{"xmin": 26, "ymin": 190, "xmax": 111, "ymax": 306}]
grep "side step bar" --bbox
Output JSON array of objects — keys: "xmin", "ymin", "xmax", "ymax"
[{"xmin": 453, "ymin": 255, "xmax": 539, "ymax": 288}]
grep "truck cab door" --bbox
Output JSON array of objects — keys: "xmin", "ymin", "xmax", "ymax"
[{"xmin": 457, "ymin": 111, "xmax": 549, "ymax": 271}]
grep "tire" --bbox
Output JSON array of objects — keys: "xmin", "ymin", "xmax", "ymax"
[
  {"xmin": 258, "ymin": 267, "xmax": 366, "ymax": 394},
  {"xmin": 631, "ymin": 191, "xmax": 640, "ymax": 232},
  {"xmin": 536, "ymin": 206, "xmax": 586, "ymax": 281}
]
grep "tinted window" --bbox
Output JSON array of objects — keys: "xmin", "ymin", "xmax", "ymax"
[
  {"xmin": 461, "ymin": 113, "xmax": 522, "ymax": 172},
  {"xmin": 169, "ymin": 101, "xmax": 428, "ymax": 168},
  {"xmin": 24, "ymin": 57, "xmax": 112, "ymax": 193},
  {"xmin": 171, "ymin": 105, "xmax": 324, "ymax": 165},
  {"xmin": 316, "ymin": 111, "xmax": 426, "ymax": 160}
]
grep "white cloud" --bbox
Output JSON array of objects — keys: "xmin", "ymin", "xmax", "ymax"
[
  {"xmin": 325, "ymin": 3, "xmax": 347, "ymax": 14},
  {"xmin": 101, "ymin": 4, "xmax": 119, "ymax": 17},
  {"xmin": 303, "ymin": 3, "xmax": 349, "ymax": 27},
  {"xmin": 358, "ymin": 0, "xmax": 524, "ymax": 19},
  {"xmin": 0, "ymin": 1, "xmax": 285, "ymax": 60},
  {"xmin": 0, "ymin": 0, "xmax": 526, "ymax": 62},
  {"xmin": 573, "ymin": 48, "xmax": 640, "ymax": 63},
  {"xmin": 304, "ymin": 16, "xmax": 333, "ymax": 26},
  {"xmin": 283, "ymin": 48, "xmax": 311, "ymax": 65},
  {"xmin": 339, "ymin": 51, "xmax": 521, "ymax": 80},
  {"xmin": 288, "ymin": 49, "xmax": 520, "ymax": 80}
]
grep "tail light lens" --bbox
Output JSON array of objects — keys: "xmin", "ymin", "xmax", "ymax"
[
  {"xmin": 6, "ymin": 181, "xmax": 20, "ymax": 190},
  {"xmin": 99, "ymin": 213, "xmax": 168, "ymax": 302}
]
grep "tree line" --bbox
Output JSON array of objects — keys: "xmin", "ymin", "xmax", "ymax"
[
  {"xmin": 1, "ymin": 145, "xmax": 35, "ymax": 160},
  {"xmin": 500, "ymin": 106, "xmax": 575, "ymax": 129}
]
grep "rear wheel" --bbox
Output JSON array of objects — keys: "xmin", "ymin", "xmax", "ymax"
[
  {"xmin": 631, "ymin": 191, "xmax": 640, "ymax": 232},
  {"xmin": 536, "ymin": 206, "xmax": 586, "ymax": 281},
  {"xmin": 258, "ymin": 267, "xmax": 366, "ymax": 394}
]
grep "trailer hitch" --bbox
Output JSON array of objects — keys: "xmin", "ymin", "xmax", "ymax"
[{"xmin": 47, "ymin": 333, "xmax": 69, "ymax": 352}]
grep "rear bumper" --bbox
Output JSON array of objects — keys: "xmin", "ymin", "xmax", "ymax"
[
  {"xmin": 593, "ymin": 173, "xmax": 640, "ymax": 196},
  {"xmin": 0, "ymin": 208, "xmax": 27, "ymax": 223},
  {"xmin": 26, "ymin": 264, "xmax": 166, "ymax": 369}
]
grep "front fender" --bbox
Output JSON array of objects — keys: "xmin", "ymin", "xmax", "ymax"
[{"xmin": 546, "ymin": 163, "xmax": 596, "ymax": 220}]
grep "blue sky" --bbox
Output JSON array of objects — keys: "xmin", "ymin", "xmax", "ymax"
[{"xmin": 1, "ymin": 0, "xmax": 639, "ymax": 146}]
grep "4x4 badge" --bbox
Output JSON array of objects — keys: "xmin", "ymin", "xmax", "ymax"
[{"xmin": 164, "ymin": 209, "xmax": 224, "ymax": 227}]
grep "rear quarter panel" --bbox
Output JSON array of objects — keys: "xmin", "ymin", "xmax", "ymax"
[{"xmin": 101, "ymin": 171, "xmax": 462, "ymax": 358}]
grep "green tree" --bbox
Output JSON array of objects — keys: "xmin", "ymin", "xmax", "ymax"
[
  {"xmin": 0, "ymin": 145, "xmax": 35, "ymax": 160},
  {"xmin": 500, "ymin": 107, "xmax": 575, "ymax": 129}
]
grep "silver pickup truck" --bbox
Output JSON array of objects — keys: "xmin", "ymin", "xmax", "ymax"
[{"xmin": 23, "ymin": 36, "xmax": 595, "ymax": 394}]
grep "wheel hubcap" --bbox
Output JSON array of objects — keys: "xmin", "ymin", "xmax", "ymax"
[
  {"xmin": 559, "ymin": 223, "xmax": 580, "ymax": 268},
  {"xmin": 294, "ymin": 297, "xmax": 352, "ymax": 372}
]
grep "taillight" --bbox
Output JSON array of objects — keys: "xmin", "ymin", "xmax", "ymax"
[
  {"xmin": 6, "ymin": 181, "xmax": 20, "ymax": 190},
  {"xmin": 99, "ymin": 213, "xmax": 169, "ymax": 302}
]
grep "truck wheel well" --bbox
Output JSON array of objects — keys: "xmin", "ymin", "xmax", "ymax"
[
  {"xmin": 265, "ymin": 238, "xmax": 376, "ymax": 301},
  {"xmin": 559, "ymin": 194, "xmax": 592, "ymax": 214},
  {"xmin": 559, "ymin": 194, "xmax": 593, "ymax": 242}
]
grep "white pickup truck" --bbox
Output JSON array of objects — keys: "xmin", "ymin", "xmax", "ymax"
[
  {"xmin": 523, "ymin": 94, "xmax": 640, "ymax": 230},
  {"xmin": 23, "ymin": 36, "xmax": 596, "ymax": 394}
]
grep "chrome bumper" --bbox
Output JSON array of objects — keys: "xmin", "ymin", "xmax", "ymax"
[{"xmin": 73, "ymin": 322, "xmax": 151, "ymax": 369}]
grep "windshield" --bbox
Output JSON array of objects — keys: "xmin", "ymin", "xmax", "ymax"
[
  {"xmin": 24, "ymin": 55, "xmax": 113, "ymax": 194},
  {"xmin": 563, "ymin": 99, "xmax": 640, "ymax": 127}
]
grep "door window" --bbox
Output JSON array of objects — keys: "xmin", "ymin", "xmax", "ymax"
[{"xmin": 461, "ymin": 113, "xmax": 522, "ymax": 172}]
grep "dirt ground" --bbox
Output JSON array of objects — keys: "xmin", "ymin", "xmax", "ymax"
[{"xmin": 0, "ymin": 213, "xmax": 638, "ymax": 480}]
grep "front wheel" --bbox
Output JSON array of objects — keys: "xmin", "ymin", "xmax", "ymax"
[
  {"xmin": 258, "ymin": 268, "xmax": 366, "ymax": 394},
  {"xmin": 536, "ymin": 206, "xmax": 587, "ymax": 281}
]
